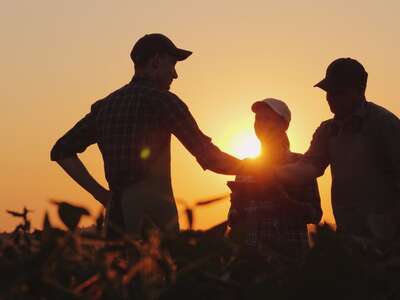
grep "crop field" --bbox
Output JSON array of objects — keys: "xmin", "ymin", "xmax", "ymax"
[{"xmin": 1, "ymin": 199, "xmax": 400, "ymax": 300}]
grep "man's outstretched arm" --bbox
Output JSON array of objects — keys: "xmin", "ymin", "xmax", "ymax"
[
  {"xmin": 275, "ymin": 161, "xmax": 322, "ymax": 185},
  {"xmin": 162, "ymin": 93, "xmax": 243, "ymax": 175},
  {"xmin": 200, "ymin": 145, "xmax": 243, "ymax": 175},
  {"xmin": 276, "ymin": 121, "xmax": 331, "ymax": 185},
  {"xmin": 232, "ymin": 156, "xmax": 322, "ymax": 184}
]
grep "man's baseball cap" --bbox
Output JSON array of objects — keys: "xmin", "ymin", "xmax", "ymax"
[
  {"xmin": 314, "ymin": 58, "xmax": 368, "ymax": 92},
  {"xmin": 251, "ymin": 98, "xmax": 291, "ymax": 124},
  {"xmin": 130, "ymin": 33, "xmax": 192, "ymax": 64}
]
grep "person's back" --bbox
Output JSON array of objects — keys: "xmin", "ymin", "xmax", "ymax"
[
  {"xmin": 88, "ymin": 78, "xmax": 181, "ymax": 236},
  {"xmin": 90, "ymin": 78, "xmax": 182, "ymax": 190}
]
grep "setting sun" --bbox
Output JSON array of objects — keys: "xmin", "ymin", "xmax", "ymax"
[{"xmin": 229, "ymin": 131, "xmax": 261, "ymax": 159}]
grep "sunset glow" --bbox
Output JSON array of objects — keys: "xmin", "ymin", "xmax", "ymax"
[
  {"xmin": 229, "ymin": 131, "xmax": 261, "ymax": 159},
  {"xmin": 2, "ymin": 0, "xmax": 400, "ymax": 232}
]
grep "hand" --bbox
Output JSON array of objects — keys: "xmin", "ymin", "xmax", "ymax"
[{"xmin": 93, "ymin": 188, "xmax": 113, "ymax": 207}]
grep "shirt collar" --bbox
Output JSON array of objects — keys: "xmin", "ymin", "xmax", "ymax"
[
  {"xmin": 129, "ymin": 76, "xmax": 158, "ymax": 89},
  {"xmin": 352, "ymin": 100, "xmax": 369, "ymax": 119},
  {"xmin": 330, "ymin": 101, "xmax": 369, "ymax": 136},
  {"xmin": 333, "ymin": 100, "xmax": 368, "ymax": 125}
]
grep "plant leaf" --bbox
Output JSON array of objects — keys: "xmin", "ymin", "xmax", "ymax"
[
  {"xmin": 195, "ymin": 195, "xmax": 228, "ymax": 206},
  {"xmin": 6, "ymin": 210, "xmax": 24, "ymax": 218},
  {"xmin": 96, "ymin": 209, "xmax": 104, "ymax": 234},
  {"xmin": 51, "ymin": 200, "xmax": 90, "ymax": 231},
  {"xmin": 185, "ymin": 208, "xmax": 194, "ymax": 230}
]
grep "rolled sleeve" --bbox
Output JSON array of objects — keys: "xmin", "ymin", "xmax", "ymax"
[
  {"xmin": 50, "ymin": 108, "xmax": 97, "ymax": 161},
  {"xmin": 303, "ymin": 121, "xmax": 331, "ymax": 177}
]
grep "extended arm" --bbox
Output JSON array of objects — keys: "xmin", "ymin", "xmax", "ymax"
[
  {"xmin": 163, "ymin": 94, "xmax": 243, "ymax": 175},
  {"xmin": 276, "ymin": 161, "xmax": 322, "ymax": 185},
  {"xmin": 276, "ymin": 122, "xmax": 331, "ymax": 185}
]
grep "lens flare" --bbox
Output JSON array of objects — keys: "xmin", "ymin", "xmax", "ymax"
[
  {"xmin": 140, "ymin": 147, "xmax": 151, "ymax": 160},
  {"xmin": 230, "ymin": 132, "xmax": 261, "ymax": 159}
]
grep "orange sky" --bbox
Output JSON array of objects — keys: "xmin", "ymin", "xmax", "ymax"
[{"xmin": 1, "ymin": 1, "xmax": 400, "ymax": 232}]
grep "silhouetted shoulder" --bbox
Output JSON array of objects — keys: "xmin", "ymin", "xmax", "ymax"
[
  {"xmin": 318, "ymin": 119, "xmax": 335, "ymax": 130},
  {"xmin": 367, "ymin": 101, "xmax": 400, "ymax": 123},
  {"xmin": 152, "ymin": 91, "xmax": 193, "ymax": 120},
  {"xmin": 365, "ymin": 102, "xmax": 400, "ymax": 143},
  {"xmin": 308, "ymin": 118, "xmax": 337, "ymax": 144},
  {"xmin": 161, "ymin": 91, "xmax": 189, "ymax": 109},
  {"xmin": 90, "ymin": 98, "xmax": 105, "ymax": 112},
  {"xmin": 141, "ymin": 86, "xmax": 175, "ymax": 101},
  {"xmin": 88, "ymin": 84, "xmax": 134, "ymax": 112}
]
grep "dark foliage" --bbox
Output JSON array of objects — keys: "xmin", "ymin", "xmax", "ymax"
[{"xmin": 1, "ymin": 200, "xmax": 400, "ymax": 300}]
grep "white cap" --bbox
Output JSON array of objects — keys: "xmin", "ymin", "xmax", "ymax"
[{"xmin": 251, "ymin": 98, "xmax": 291, "ymax": 124}]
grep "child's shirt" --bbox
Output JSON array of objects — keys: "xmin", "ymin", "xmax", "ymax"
[{"xmin": 228, "ymin": 152, "xmax": 322, "ymax": 258}]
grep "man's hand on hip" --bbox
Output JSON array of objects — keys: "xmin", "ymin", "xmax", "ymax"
[
  {"xmin": 93, "ymin": 188, "xmax": 113, "ymax": 207},
  {"xmin": 56, "ymin": 156, "xmax": 112, "ymax": 207}
]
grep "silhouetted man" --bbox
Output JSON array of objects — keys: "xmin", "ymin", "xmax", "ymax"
[
  {"xmin": 276, "ymin": 58, "xmax": 400, "ymax": 239},
  {"xmin": 51, "ymin": 33, "xmax": 241, "ymax": 237}
]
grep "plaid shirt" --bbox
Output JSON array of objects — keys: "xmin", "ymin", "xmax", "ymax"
[
  {"xmin": 51, "ymin": 77, "xmax": 230, "ymax": 190},
  {"xmin": 228, "ymin": 153, "xmax": 322, "ymax": 258}
]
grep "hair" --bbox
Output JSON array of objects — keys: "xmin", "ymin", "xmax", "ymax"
[
  {"xmin": 132, "ymin": 54, "xmax": 153, "ymax": 69},
  {"xmin": 359, "ymin": 82, "xmax": 367, "ymax": 94},
  {"xmin": 346, "ymin": 83, "xmax": 366, "ymax": 96},
  {"xmin": 356, "ymin": 72, "xmax": 368, "ymax": 94},
  {"xmin": 132, "ymin": 52, "xmax": 170, "ymax": 69}
]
